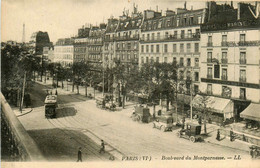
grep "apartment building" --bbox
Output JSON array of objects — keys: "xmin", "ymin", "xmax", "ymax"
[
  {"xmin": 103, "ymin": 17, "xmax": 118, "ymax": 68},
  {"xmin": 114, "ymin": 6, "xmax": 142, "ymax": 70},
  {"xmin": 199, "ymin": 2, "xmax": 260, "ymax": 121},
  {"xmin": 87, "ymin": 24, "xmax": 106, "ymax": 69},
  {"xmin": 140, "ymin": 7, "xmax": 206, "ymax": 96},
  {"xmin": 53, "ymin": 38, "xmax": 74, "ymax": 67}
]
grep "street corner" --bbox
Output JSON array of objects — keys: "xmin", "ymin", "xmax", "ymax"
[{"xmin": 12, "ymin": 107, "xmax": 33, "ymax": 117}]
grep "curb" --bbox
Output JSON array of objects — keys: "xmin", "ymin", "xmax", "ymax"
[
  {"xmin": 16, "ymin": 108, "xmax": 33, "ymax": 117},
  {"xmin": 206, "ymin": 139, "xmax": 249, "ymax": 153}
]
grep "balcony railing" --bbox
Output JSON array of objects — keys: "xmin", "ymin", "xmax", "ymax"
[
  {"xmin": 179, "ymin": 62, "xmax": 184, "ymax": 67},
  {"xmin": 207, "ymin": 58, "xmax": 212, "ymax": 63},
  {"xmin": 238, "ymin": 41, "xmax": 260, "ymax": 46},
  {"xmin": 221, "ymin": 59, "xmax": 228, "ymax": 64},
  {"xmin": 221, "ymin": 41, "xmax": 228, "ymax": 47},
  {"xmin": 239, "ymin": 77, "xmax": 247, "ymax": 82},
  {"xmin": 115, "ymin": 35, "xmax": 139, "ymax": 41},
  {"xmin": 239, "ymin": 59, "xmax": 247, "ymax": 64},
  {"xmin": 207, "ymin": 74, "xmax": 213, "ymax": 79},
  {"xmin": 207, "ymin": 90, "xmax": 212, "ymax": 95},
  {"xmin": 141, "ymin": 33, "xmax": 200, "ymax": 42},
  {"xmin": 221, "ymin": 92, "xmax": 231, "ymax": 98},
  {"xmin": 221, "ymin": 75, "xmax": 228, "ymax": 80},
  {"xmin": 207, "ymin": 42, "xmax": 213, "ymax": 47}
]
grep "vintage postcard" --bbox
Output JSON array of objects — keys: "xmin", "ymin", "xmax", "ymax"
[{"xmin": 1, "ymin": 0, "xmax": 260, "ymax": 167}]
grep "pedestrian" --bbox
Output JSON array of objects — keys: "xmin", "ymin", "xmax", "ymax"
[
  {"xmin": 198, "ymin": 116, "xmax": 202, "ymax": 125},
  {"xmin": 77, "ymin": 147, "xmax": 82, "ymax": 162},
  {"xmin": 230, "ymin": 128, "xmax": 234, "ymax": 142},
  {"xmin": 99, "ymin": 140, "xmax": 105, "ymax": 154},
  {"xmin": 216, "ymin": 129, "xmax": 220, "ymax": 141}
]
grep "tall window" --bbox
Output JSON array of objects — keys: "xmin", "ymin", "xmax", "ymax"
[
  {"xmin": 195, "ymin": 72, "xmax": 199, "ymax": 81},
  {"xmin": 222, "ymin": 86, "xmax": 232, "ymax": 98},
  {"xmin": 195, "ymin": 58, "xmax": 199, "ymax": 67},
  {"xmin": 141, "ymin": 45, "xmax": 144, "ymax": 53},
  {"xmin": 180, "ymin": 57, "xmax": 184, "ymax": 66},
  {"xmin": 222, "ymin": 68, "xmax": 227, "ymax": 80},
  {"xmin": 207, "ymin": 84, "xmax": 212, "ymax": 95},
  {"xmin": 181, "ymin": 30, "xmax": 185, "ymax": 39},
  {"xmin": 152, "ymin": 33, "xmax": 155, "ymax": 40},
  {"xmin": 240, "ymin": 34, "xmax": 246, "ymax": 42},
  {"xmin": 208, "ymin": 36, "xmax": 213, "ymax": 46},
  {"xmin": 198, "ymin": 16, "xmax": 202, "ymax": 24},
  {"xmin": 240, "ymin": 88, "xmax": 246, "ymax": 99},
  {"xmin": 127, "ymin": 43, "xmax": 131, "ymax": 50},
  {"xmin": 173, "ymin": 57, "xmax": 177, "ymax": 64},
  {"xmin": 142, "ymin": 34, "xmax": 145, "ymax": 40},
  {"xmin": 187, "ymin": 58, "xmax": 191, "ymax": 66},
  {"xmin": 207, "ymin": 52, "xmax": 212, "ymax": 62},
  {"xmin": 151, "ymin": 45, "xmax": 154, "ymax": 53},
  {"xmin": 240, "ymin": 69, "xmax": 246, "ymax": 82},
  {"xmin": 164, "ymin": 44, "xmax": 168, "ymax": 53},
  {"xmin": 156, "ymin": 45, "xmax": 160, "ymax": 53},
  {"xmin": 195, "ymin": 43, "xmax": 199, "ymax": 52},
  {"xmin": 157, "ymin": 32, "xmax": 160, "ymax": 40},
  {"xmin": 207, "ymin": 67, "xmax": 212, "ymax": 78},
  {"xmin": 147, "ymin": 34, "xmax": 150, "ymax": 40},
  {"xmin": 222, "ymin": 52, "xmax": 227, "ymax": 63},
  {"xmin": 222, "ymin": 35, "xmax": 227, "ymax": 42},
  {"xmin": 188, "ymin": 29, "xmax": 192, "ymax": 38},
  {"xmin": 174, "ymin": 31, "xmax": 177, "ymax": 38},
  {"xmin": 180, "ymin": 43, "xmax": 184, "ymax": 52},
  {"xmin": 146, "ymin": 57, "xmax": 149, "ymax": 63},
  {"xmin": 187, "ymin": 43, "xmax": 191, "ymax": 53},
  {"xmin": 146, "ymin": 45, "xmax": 149, "ymax": 53},
  {"xmin": 240, "ymin": 52, "xmax": 246, "ymax": 64},
  {"xmin": 156, "ymin": 57, "xmax": 159, "ymax": 62},
  {"xmin": 214, "ymin": 65, "xmax": 220, "ymax": 78},
  {"xmin": 173, "ymin": 44, "xmax": 177, "ymax": 52}
]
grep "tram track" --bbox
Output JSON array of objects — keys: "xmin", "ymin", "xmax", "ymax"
[{"xmin": 45, "ymin": 96, "xmax": 123, "ymax": 161}]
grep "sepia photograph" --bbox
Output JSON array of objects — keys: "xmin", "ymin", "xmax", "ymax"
[{"xmin": 1, "ymin": 0, "xmax": 260, "ymax": 167}]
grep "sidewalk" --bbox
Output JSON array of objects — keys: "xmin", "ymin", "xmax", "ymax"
[{"xmin": 12, "ymin": 107, "xmax": 33, "ymax": 117}]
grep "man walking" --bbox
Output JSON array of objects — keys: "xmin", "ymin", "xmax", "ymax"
[
  {"xmin": 77, "ymin": 147, "xmax": 82, "ymax": 162},
  {"xmin": 99, "ymin": 140, "xmax": 105, "ymax": 154}
]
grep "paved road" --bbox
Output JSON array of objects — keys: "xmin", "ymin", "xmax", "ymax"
[{"xmin": 18, "ymin": 82, "xmax": 251, "ymax": 162}]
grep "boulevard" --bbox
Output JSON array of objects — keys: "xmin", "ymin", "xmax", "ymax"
[{"xmin": 16, "ymin": 81, "xmax": 250, "ymax": 161}]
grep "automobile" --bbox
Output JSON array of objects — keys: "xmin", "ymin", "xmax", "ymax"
[
  {"xmin": 44, "ymin": 95, "xmax": 58, "ymax": 118},
  {"xmin": 177, "ymin": 122, "xmax": 202, "ymax": 143},
  {"xmin": 153, "ymin": 116, "xmax": 173, "ymax": 132}
]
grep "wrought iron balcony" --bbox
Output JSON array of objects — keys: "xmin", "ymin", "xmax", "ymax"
[
  {"xmin": 221, "ymin": 41, "xmax": 228, "ymax": 47},
  {"xmin": 239, "ymin": 77, "xmax": 246, "ymax": 82},
  {"xmin": 221, "ymin": 59, "xmax": 228, "ymax": 64},
  {"xmin": 207, "ymin": 74, "xmax": 213, "ymax": 79},
  {"xmin": 207, "ymin": 90, "xmax": 212, "ymax": 95},
  {"xmin": 207, "ymin": 58, "xmax": 212, "ymax": 63},
  {"xmin": 207, "ymin": 42, "xmax": 213, "ymax": 47},
  {"xmin": 115, "ymin": 35, "xmax": 139, "ymax": 41},
  {"xmin": 221, "ymin": 75, "xmax": 228, "ymax": 80},
  {"xmin": 238, "ymin": 41, "xmax": 260, "ymax": 46},
  {"xmin": 239, "ymin": 59, "xmax": 247, "ymax": 64},
  {"xmin": 140, "ymin": 33, "xmax": 200, "ymax": 42}
]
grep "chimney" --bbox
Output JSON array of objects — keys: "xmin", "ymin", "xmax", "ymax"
[{"xmin": 237, "ymin": 3, "xmax": 240, "ymax": 20}]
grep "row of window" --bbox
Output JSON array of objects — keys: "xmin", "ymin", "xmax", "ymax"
[
  {"xmin": 207, "ymin": 52, "xmax": 246, "ymax": 64},
  {"xmin": 207, "ymin": 84, "xmax": 246, "ymax": 99},
  {"xmin": 116, "ymin": 42, "xmax": 138, "ymax": 50},
  {"xmin": 142, "ymin": 29, "xmax": 200, "ymax": 40},
  {"xmin": 207, "ymin": 66, "xmax": 246, "ymax": 82},
  {"xmin": 141, "ymin": 56, "xmax": 199, "ymax": 66},
  {"xmin": 207, "ymin": 34, "xmax": 246, "ymax": 45},
  {"xmin": 141, "ymin": 43, "xmax": 199, "ymax": 53}
]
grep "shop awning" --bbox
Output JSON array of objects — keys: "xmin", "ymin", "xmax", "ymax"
[
  {"xmin": 192, "ymin": 95, "xmax": 234, "ymax": 119},
  {"xmin": 240, "ymin": 103, "xmax": 260, "ymax": 122}
]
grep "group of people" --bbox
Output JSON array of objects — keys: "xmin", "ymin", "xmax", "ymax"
[{"xmin": 77, "ymin": 140, "xmax": 105, "ymax": 162}]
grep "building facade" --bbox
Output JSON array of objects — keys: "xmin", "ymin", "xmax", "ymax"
[
  {"xmin": 200, "ymin": 2, "xmax": 260, "ymax": 120},
  {"xmin": 140, "ymin": 7, "xmax": 206, "ymax": 95},
  {"xmin": 53, "ymin": 38, "xmax": 74, "ymax": 67},
  {"xmin": 114, "ymin": 6, "xmax": 142, "ymax": 70}
]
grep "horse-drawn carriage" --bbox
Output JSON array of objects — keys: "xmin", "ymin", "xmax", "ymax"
[{"xmin": 131, "ymin": 105, "xmax": 151, "ymax": 123}]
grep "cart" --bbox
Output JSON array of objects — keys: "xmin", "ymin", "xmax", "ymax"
[
  {"xmin": 153, "ymin": 116, "xmax": 173, "ymax": 132},
  {"xmin": 131, "ymin": 105, "xmax": 151, "ymax": 123}
]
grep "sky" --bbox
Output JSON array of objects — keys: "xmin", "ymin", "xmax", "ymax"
[{"xmin": 1, "ymin": 0, "xmax": 242, "ymax": 44}]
